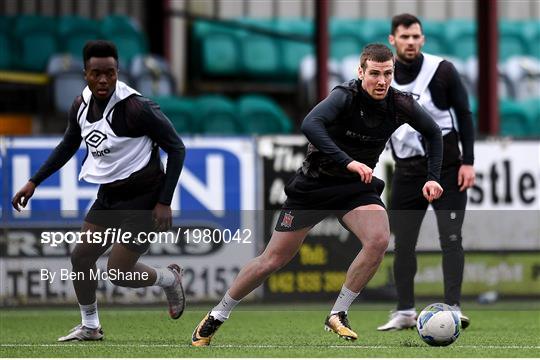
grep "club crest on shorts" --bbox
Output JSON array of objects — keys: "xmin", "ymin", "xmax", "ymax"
[{"xmin": 281, "ymin": 212, "xmax": 294, "ymax": 228}]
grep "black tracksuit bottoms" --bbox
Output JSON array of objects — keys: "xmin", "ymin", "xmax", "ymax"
[{"xmin": 389, "ymin": 162, "xmax": 467, "ymax": 310}]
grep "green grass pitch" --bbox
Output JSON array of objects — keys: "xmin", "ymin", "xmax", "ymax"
[{"xmin": 1, "ymin": 303, "xmax": 539, "ymax": 357}]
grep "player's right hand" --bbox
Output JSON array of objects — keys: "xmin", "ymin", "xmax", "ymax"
[
  {"xmin": 422, "ymin": 180, "xmax": 443, "ymax": 203},
  {"xmin": 346, "ymin": 160, "xmax": 373, "ymax": 183},
  {"xmin": 11, "ymin": 181, "xmax": 36, "ymax": 212}
]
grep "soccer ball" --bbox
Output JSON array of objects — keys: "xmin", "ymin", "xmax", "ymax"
[{"xmin": 416, "ymin": 303, "xmax": 461, "ymax": 346}]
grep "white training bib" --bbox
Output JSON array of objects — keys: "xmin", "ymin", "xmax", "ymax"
[
  {"xmin": 77, "ymin": 81, "xmax": 154, "ymax": 184},
  {"xmin": 390, "ymin": 53, "xmax": 456, "ymax": 159}
]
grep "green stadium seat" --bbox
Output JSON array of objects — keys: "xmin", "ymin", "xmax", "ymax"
[
  {"xmin": 330, "ymin": 20, "xmax": 363, "ymax": 59},
  {"xmin": 445, "ymin": 20, "xmax": 476, "ymax": 59},
  {"xmin": 192, "ymin": 21, "xmax": 244, "ymax": 76},
  {"xmin": 238, "ymin": 95, "xmax": 293, "ymax": 134},
  {"xmin": 153, "ymin": 96, "xmax": 196, "ymax": 134},
  {"xmin": 0, "ymin": 35, "xmax": 11, "ymax": 70},
  {"xmin": 58, "ymin": 16, "xmax": 101, "ymax": 59},
  {"xmin": 101, "ymin": 14, "xmax": 148, "ymax": 67},
  {"xmin": 0, "ymin": 16, "xmax": 14, "ymax": 69},
  {"xmin": 499, "ymin": 99, "xmax": 531, "ymax": 137},
  {"xmin": 523, "ymin": 20, "xmax": 540, "ymax": 58},
  {"xmin": 47, "ymin": 54, "xmax": 86, "ymax": 113},
  {"xmin": 360, "ymin": 19, "xmax": 390, "ymax": 45},
  {"xmin": 196, "ymin": 95, "xmax": 242, "ymax": 134},
  {"xmin": 522, "ymin": 98, "xmax": 540, "ymax": 135},
  {"xmin": 14, "ymin": 15, "xmax": 59, "ymax": 71},
  {"xmin": 241, "ymin": 33, "xmax": 280, "ymax": 77},
  {"xmin": 275, "ymin": 19, "xmax": 314, "ymax": 78},
  {"xmin": 422, "ymin": 20, "xmax": 449, "ymax": 55},
  {"xmin": 499, "ymin": 21, "xmax": 529, "ymax": 61}
]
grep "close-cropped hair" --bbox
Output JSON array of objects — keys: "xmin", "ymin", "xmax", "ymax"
[
  {"xmin": 83, "ymin": 40, "xmax": 119, "ymax": 68},
  {"xmin": 391, "ymin": 13, "xmax": 423, "ymax": 34},
  {"xmin": 360, "ymin": 43, "xmax": 394, "ymax": 70}
]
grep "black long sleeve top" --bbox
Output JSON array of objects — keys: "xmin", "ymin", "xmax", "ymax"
[
  {"xmin": 30, "ymin": 94, "xmax": 185, "ymax": 205},
  {"xmin": 301, "ymin": 79, "xmax": 443, "ymax": 182}
]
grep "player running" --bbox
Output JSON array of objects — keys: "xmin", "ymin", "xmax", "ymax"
[
  {"xmin": 12, "ymin": 40, "xmax": 186, "ymax": 341},
  {"xmin": 191, "ymin": 43, "xmax": 444, "ymax": 346}
]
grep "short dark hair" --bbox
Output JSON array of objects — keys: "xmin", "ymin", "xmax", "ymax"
[
  {"xmin": 360, "ymin": 43, "xmax": 394, "ymax": 70},
  {"xmin": 391, "ymin": 13, "xmax": 423, "ymax": 35},
  {"xmin": 83, "ymin": 40, "xmax": 118, "ymax": 68}
]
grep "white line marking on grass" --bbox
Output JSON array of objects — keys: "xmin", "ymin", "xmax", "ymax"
[{"xmin": 1, "ymin": 344, "xmax": 539, "ymax": 349}]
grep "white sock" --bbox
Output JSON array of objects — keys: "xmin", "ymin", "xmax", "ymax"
[
  {"xmin": 210, "ymin": 291, "xmax": 240, "ymax": 322},
  {"xmin": 330, "ymin": 285, "xmax": 360, "ymax": 315},
  {"xmin": 153, "ymin": 267, "xmax": 176, "ymax": 287},
  {"xmin": 397, "ymin": 308, "xmax": 416, "ymax": 316},
  {"xmin": 80, "ymin": 301, "xmax": 100, "ymax": 329}
]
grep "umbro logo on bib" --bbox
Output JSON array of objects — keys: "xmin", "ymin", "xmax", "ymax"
[
  {"xmin": 85, "ymin": 130, "xmax": 111, "ymax": 157},
  {"xmin": 85, "ymin": 130, "xmax": 107, "ymax": 148}
]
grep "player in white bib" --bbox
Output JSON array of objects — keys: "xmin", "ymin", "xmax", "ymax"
[
  {"xmin": 12, "ymin": 41, "xmax": 187, "ymax": 341},
  {"xmin": 378, "ymin": 14, "xmax": 475, "ymax": 331}
]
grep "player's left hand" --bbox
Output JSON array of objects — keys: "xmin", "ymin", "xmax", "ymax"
[
  {"xmin": 422, "ymin": 180, "xmax": 443, "ymax": 203},
  {"xmin": 457, "ymin": 164, "xmax": 475, "ymax": 192},
  {"xmin": 153, "ymin": 203, "xmax": 172, "ymax": 232}
]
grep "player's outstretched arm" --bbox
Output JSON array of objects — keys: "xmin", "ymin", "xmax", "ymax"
[{"xmin": 11, "ymin": 181, "xmax": 36, "ymax": 212}]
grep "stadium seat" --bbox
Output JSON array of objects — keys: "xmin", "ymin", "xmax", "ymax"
[
  {"xmin": 499, "ymin": 21, "xmax": 529, "ymax": 61},
  {"xmin": 359, "ymin": 19, "xmax": 390, "ymax": 45},
  {"xmin": 241, "ymin": 33, "xmax": 281, "ymax": 77},
  {"xmin": 522, "ymin": 97, "xmax": 540, "ymax": 135},
  {"xmin": 445, "ymin": 20, "xmax": 476, "ymax": 60},
  {"xmin": 194, "ymin": 22, "xmax": 242, "ymax": 76},
  {"xmin": 523, "ymin": 20, "xmax": 540, "ymax": 58},
  {"xmin": 300, "ymin": 55, "xmax": 344, "ymax": 108},
  {"xmin": 238, "ymin": 95, "xmax": 293, "ymax": 134},
  {"xmin": 0, "ymin": 16, "xmax": 14, "ymax": 69},
  {"xmin": 340, "ymin": 54, "xmax": 360, "ymax": 82},
  {"xmin": 329, "ymin": 20, "xmax": 364, "ymax": 60},
  {"xmin": 499, "ymin": 99, "xmax": 531, "ymax": 137},
  {"xmin": 101, "ymin": 14, "xmax": 148, "ymax": 67},
  {"xmin": 503, "ymin": 56, "xmax": 540, "ymax": 100},
  {"xmin": 47, "ymin": 54, "xmax": 86, "ymax": 113},
  {"xmin": 58, "ymin": 16, "xmax": 101, "ymax": 59},
  {"xmin": 153, "ymin": 95, "xmax": 196, "ymax": 134},
  {"xmin": 129, "ymin": 54, "xmax": 176, "ymax": 97},
  {"xmin": 195, "ymin": 95, "xmax": 242, "ymax": 134},
  {"xmin": 421, "ymin": 20, "xmax": 449, "ymax": 55},
  {"xmin": 276, "ymin": 19, "xmax": 314, "ymax": 78},
  {"xmin": 462, "ymin": 58, "xmax": 515, "ymax": 98},
  {"xmin": 14, "ymin": 15, "xmax": 59, "ymax": 71}
]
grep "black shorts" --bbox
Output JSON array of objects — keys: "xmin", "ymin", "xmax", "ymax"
[
  {"xmin": 274, "ymin": 172, "xmax": 385, "ymax": 232},
  {"xmin": 85, "ymin": 176, "xmax": 164, "ymax": 254}
]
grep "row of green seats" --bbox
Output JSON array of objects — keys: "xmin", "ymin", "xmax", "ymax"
[
  {"xmin": 193, "ymin": 18, "xmax": 313, "ymax": 79},
  {"xmin": 0, "ymin": 14, "xmax": 147, "ymax": 72},
  {"xmin": 154, "ymin": 94, "xmax": 293, "ymax": 135},
  {"xmin": 470, "ymin": 98, "xmax": 540, "ymax": 137},
  {"xmin": 192, "ymin": 18, "xmax": 539, "ymax": 78}
]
